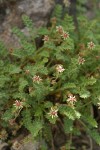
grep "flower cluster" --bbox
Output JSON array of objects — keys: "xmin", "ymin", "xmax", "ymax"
[
  {"xmin": 78, "ymin": 56, "xmax": 85, "ymax": 65},
  {"xmin": 48, "ymin": 107, "xmax": 58, "ymax": 119},
  {"xmin": 13, "ymin": 100, "xmax": 23, "ymax": 109},
  {"xmin": 56, "ymin": 25, "xmax": 69, "ymax": 40},
  {"xmin": 56, "ymin": 26, "xmax": 63, "ymax": 34},
  {"xmin": 61, "ymin": 31, "xmax": 69, "ymax": 40},
  {"xmin": 67, "ymin": 94, "xmax": 77, "ymax": 106},
  {"xmin": 9, "ymin": 119, "xmax": 16, "ymax": 126},
  {"xmin": 63, "ymin": 0, "xmax": 70, "ymax": 7},
  {"xmin": 32, "ymin": 75, "xmax": 42, "ymax": 84},
  {"xmin": 25, "ymin": 69, "xmax": 30, "ymax": 74},
  {"xmin": 88, "ymin": 41, "xmax": 95, "ymax": 50},
  {"xmin": 56, "ymin": 64, "xmax": 65, "ymax": 73},
  {"xmin": 43, "ymin": 35, "xmax": 49, "ymax": 42},
  {"xmin": 43, "ymin": 26, "xmax": 69, "ymax": 43}
]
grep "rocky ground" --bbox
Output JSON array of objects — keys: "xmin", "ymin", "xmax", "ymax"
[{"xmin": 0, "ymin": 0, "xmax": 55, "ymax": 48}]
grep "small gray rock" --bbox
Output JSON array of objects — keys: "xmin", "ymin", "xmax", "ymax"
[
  {"xmin": 0, "ymin": 140, "xmax": 10, "ymax": 150},
  {"xmin": 11, "ymin": 140, "xmax": 42, "ymax": 150}
]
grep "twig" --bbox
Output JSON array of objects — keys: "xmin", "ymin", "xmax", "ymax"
[
  {"xmin": 88, "ymin": 135, "xmax": 93, "ymax": 150},
  {"xmin": 50, "ymin": 125, "xmax": 56, "ymax": 150}
]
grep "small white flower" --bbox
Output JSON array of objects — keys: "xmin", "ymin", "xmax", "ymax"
[
  {"xmin": 9, "ymin": 119, "xmax": 16, "ymax": 126},
  {"xmin": 25, "ymin": 69, "xmax": 30, "ymax": 74},
  {"xmin": 87, "ymin": 41, "xmax": 95, "ymax": 50},
  {"xmin": 29, "ymin": 87, "xmax": 33, "ymax": 93},
  {"xmin": 12, "ymin": 141, "xmax": 22, "ymax": 150},
  {"xmin": 67, "ymin": 95, "xmax": 77, "ymax": 102},
  {"xmin": 98, "ymin": 102, "xmax": 100, "ymax": 109},
  {"xmin": 63, "ymin": 0, "xmax": 70, "ymax": 7},
  {"xmin": 32, "ymin": 75, "xmax": 42, "ymax": 84},
  {"xmin": 56, "ymin": 64, "xmax": 65, "ymax": 73},
  {"xmin": 48, "ymin": 107, "xmax": 58, "ymax": 119},
  {"xmin": 61, "ymin": 32, "xmax": 69, "ymax": 40},
  {"xmin": 67, "ymin": 94, "xmax": 77, "ymax": 107},
  {"xmin": 43, "ymin": 35, "xmax": 49, "ymax": 42},
  {"xmin": 78, "ymin": 56, "xmax": 85, "ymax": 65},
  {"xmin": 51, "ymin": 79, "xmax": 56, "ymax": 85},
  {"xmin": 56, "ymin": 26, "xmax": 63, "ymax": 34},
  {"xmin": 13, "ymin": 100, "xmax": 23, "ymax": 109}
]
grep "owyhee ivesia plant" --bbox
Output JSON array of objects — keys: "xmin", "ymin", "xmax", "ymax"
[{"xmin": 0, "ymin": 4, "xmax": 100, "ymax": 149}]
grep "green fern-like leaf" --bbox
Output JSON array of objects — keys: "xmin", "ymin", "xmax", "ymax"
[
  {"xmin": 88, "ymin": 129, "xmax": 100, "ymax": 145},
  {"xmin": 82, "ymin": 114, "xmax": 98, "ymax": 128},
  {"xmin": 52, "ymin": 4, "xmax": 62, "ymax": 24},
  {"xmin": 64, "ymin": 118, "xmax": 73, "ymax": 133},
  {"xmin": 18, "ymin": 78, "xmax": 28, "ymax": 92},
  {"xmin": 0, "ymin": 41, "xmax": 8, "ymax": 57},
  {"xmin": 22, "ymin": 109, "xmax": 43, "ymax": 139},
  {"xmin": 22, "ymin": 15, "xmax": 34, "ymax": 29},
  {"xmin": 12, "ymin": 27, "xmax": 26, "ymax": 40},
  {"xmin": 43, "ymin": 123, "xmax": 52, "ymax": 142},
  {"xmin": 79, "ymin": 89, "xmax": 91, "ymax": 99},
  {"xmin": 2, "ymin": 108, "xmax": 14, "ymax": 121},
  {"xmin": 60, "ymin": 106, "xmax": 81, "ymax": 120},
  {"xmin": 62, "ymin": 14, "xmax": 75, "ymax": 31},
  {"xmin": 8, "ymin": 64, "xmax": 21, "ymax": 74}
]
